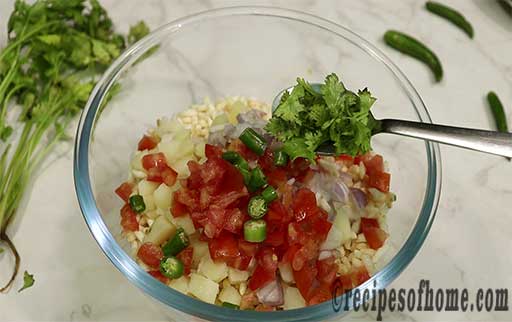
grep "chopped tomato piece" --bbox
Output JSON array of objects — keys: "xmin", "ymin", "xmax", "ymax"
[
  {"xmin": 227, "ymin": 254, "xmax": 252, "ymax": 271},
  {"xmin": 138, "ymin": 135, "xmax": 159, "ymax": 151},
  {"xmin": 120, "ymin": 204, "xmax": 139, "ymax": 231},
  {"xmin": 293, "ymin": 260, "xmax": 317, "ymax": 301},
  {"xmin": 256, "ymin": 247, "xmax": 278, "ymax": 273},
  {"xmin": 362, "ymin": 226, "xmax": 388, "ymax": 250},
  {"xmin": 205, "ymin": 144, "xmax": 223, "ymax": 159},
  {"xmin": 176, "ymin": 246, "xmax": 194, "ymax": 275},
  {"xmin": 186, "ymin": 160, "xmax": 203, "ymax": 189},
  {"xmin": 238, "ymin": 240, "xmax": 259, "ymax": 257},
  {"xmin": 115, "ymin": 182, "xmax": 133, "ymax": 202},
  {"xmin": 258, "ymin": 148, "xmax": 275, "ymax": 171},
  {"xmin": 308, "ymin": 284, "xmax": 332, "ymax": 306},
  {"xmin": 137, "ymin": 242, "xmax": 163, "ymax": 267},
  {"xmin": 148, "ymin": 270, "xmax": 169, "ymax": 284},
  {"xmin": 368, "ymin": 171, "xmax": 390, "ymax": 192},
  {"xmin": 335, "ymin": 154, "xmax": 354, "ymax": 162},
  {"xmin": 266, "ymin": 168, "xmax": 288, "ymax": 187},
  {"xmin": 174, "ymin": 188, "xmax": 199, "ymax": 211},
  {"xmin": 208, "ymin": 232, "xmax": 239, "ymax": 262},
  {"xmin": 292, "ymin": 188, "xmax": 319, "ymax": 222},
  {"xmin": 362, "ymin": 154, "xmax": 384, "ymax": 175},
  {"xmin": 248, "ymin": 264, "xmax": 275, "ymax": 290},
  {"xmin": 142, "ymin": 152, "xmax": 168, "ymax": 170},
  {"xmin": 171, "ymin": 197, "xmax": 188, "ymax": 217},
  {"xmin": 360, "ymin": 217, "xmax": 379, "ymax": 229},
  {"xmin": 224, "ymin": 208, "xmax": 245, "ymax": 234},
  {"xmin": 264, "ymin": 228, "xmax": 286, "ymax": 247},
  {"xmin": 211, "ymin": 190, "xmax": 248, "ymax": 209},
  {"xmin": 281, "ymin": 244, "xmax": 300, "ymax": 263},
  {"xmin": 311, "ymin": 217, "xmax": 332, "ymax": 242},
  {"xmin": 352, "ymin": 265, "xmax": 371, "ymax": 286},
  {"xmin": 216, "ymin": 162, "xmax": 245, "ymax": 194},
  {"xmin": 317, "ymin": 257, "xmax": 338, "ymax": 285}
]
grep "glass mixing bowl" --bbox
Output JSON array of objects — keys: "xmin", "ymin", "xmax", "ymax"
[{"xmin": 74, "ymin": 6, "xmax": 441, "ymax": 322}]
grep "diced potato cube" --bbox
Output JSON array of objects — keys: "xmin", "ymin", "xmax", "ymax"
[
  {"xmin": 130, "ymin": 151, "xmax": 145, "ymax": 171},
  {"xmin": 173, "ymin": 157, "xmax": 192, "ymax": 179},
  {"xmin": 188, "ymin": 273, "xmax": 219, "ymax": 304},
  {"xmin": 283, "ymin": 286, "xmax": 306, "ymax": 310},
  {"xmin": 278, "ymin": 262, "xmax": 294, "ymax": 284},
  {"xmin": 173, "ymin": 215, "xmax": 195, "ymax": 235},
  {"xmin": 138, "ymin": 180, "xmax": 159, "ymax": 196},
  {"xmin": 144, "ymin": 215, "xmax": 176, "ymax": 246},
  {"xmin": 191, "ymin": 237, "xmax": 209, "ymax": 266},
  {"xmin": 153, "ymin": 184, "xmax": 173, "ymax": 209},
  {"xmin": 169, "ymin": 276, "xmax": 189, "ymax": 294},
  {"xmin": 143, "ymin": 194, "xmax": 156, "ymax": 211},
  {"xmin": 198, "ymin": 257, "xmax": 228, "ymax": 283},
  {"xmin": 219, "ymin": 285, "xmax": 241, "ymax": 306},
  {"xmin": 194, "ymin": 141, "xmax": 206, "ymax": 159},
  {"xmin": 228, "ymin": 268, "xmax": 249, "ymax": 284},
  {"xmin": 159, "ymin": 139, "xmax": 194, "ymax": 165}
]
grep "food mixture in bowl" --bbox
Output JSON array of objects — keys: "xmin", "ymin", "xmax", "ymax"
[{"xmin": 114, "ymin": 75, "xmax": 395, "ymax": 311}]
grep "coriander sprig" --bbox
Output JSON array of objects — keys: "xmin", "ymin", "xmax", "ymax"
[{"xmin": 0, "ymin": 0, "xmax": 152, "ymax": 292}]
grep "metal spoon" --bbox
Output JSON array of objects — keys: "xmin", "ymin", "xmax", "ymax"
[{"xmin": 272, "ymin": 84, "xmax": 512, "ymax": 158}]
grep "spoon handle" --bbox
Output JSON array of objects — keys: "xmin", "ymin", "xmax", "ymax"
[{"xmin": 380, "ymin": 119, "xmax": 512, "ymax": 158}]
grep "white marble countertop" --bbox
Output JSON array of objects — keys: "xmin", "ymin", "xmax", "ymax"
[{"xmin": 1, "ymin": 0, "xmax": 511, "ymax": 321}]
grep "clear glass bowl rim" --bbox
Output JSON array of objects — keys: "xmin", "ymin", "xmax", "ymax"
[{"xmin": 73, "ymin": 6, "xmax": 442, "ymax": 322}]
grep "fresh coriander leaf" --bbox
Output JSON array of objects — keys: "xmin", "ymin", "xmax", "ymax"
[
  {"xmin": 321, "ymin": 73, "xmax": 345, "ymax": 112},
  {"xmin": 18, "ymin": 271, "xmax": 35, "ymax": 292},
  {"xmin": 282, "ymin": 137, "xmax": 316, "ymax": 163},
  {"xmin": 128, "ymin": 21, "xmax": 150, "ymax": 44},
  {"xmin": 273, "ymin": 85, "xmax": 305, "ymax": 124}
]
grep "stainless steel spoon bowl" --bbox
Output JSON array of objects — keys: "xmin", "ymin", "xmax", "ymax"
[{"xmin": 272, "ymin": 84, "xmax": 512, "ymax": 158}]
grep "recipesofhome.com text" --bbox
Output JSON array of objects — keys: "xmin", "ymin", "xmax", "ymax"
[{"xmin": 331, "ymin": 279, "xmax": 509, "ymax": 320}]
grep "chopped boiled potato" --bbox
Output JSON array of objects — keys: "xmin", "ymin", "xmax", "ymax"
[
  {"xmin": 198, "ymin": 256, "xmax": 228, "ymax": 283},
  {"xmin": 144, "ymin": 215, "xmax": 177, "ymax": 246},
  {"xmin": 169, "ymin": 276, "xmax": 189, "ymax": 294},
  {"xmin": 278, "ymin": 262, "xmax": 294, "ymax": 284},
  {"xmin": 173, "ymin": 215, "xmax": 195, "ymax": 235},
  {"xmin": 130, "ymin": 151, "xmax": 146, "ymax": 172},
  {"xmin": 173, "ymin": 157, "xmax": 192, "ymax": 179},
  {"xmin": 153, "ymin": 183, "xmax": 173, "ymax": 209},
  {"xmin": 138, "ymin": 180, "xmax": 159, "ymax": 196},
  {"xmin": 155, "ymin": 117, "xmax": 184, "ymax": 137},
  {"xmin": 194, "ymin": 142, "xmax": 206, "ymax": 159},
  {"xmin": 159, "ymin": 139, "xmax": 194, "ymax": 165},
  {"xmin": 283, "ymin": 286, "xmax": 306, "ymax": 309},
  {"xmin": 188, "ymin": 273, "xmax": 219, "ymax": 304},
  {"xmin": 210, "ymin": 113, "xmax": 229, "ymax": 127},
  {"xmin": 228, "ymin": 268, "xmax": 249, "ymax": 284},
  {"xmin": 192, "ymin": 239, "xmax": 209, "ymax": 266},
  {"xmin": 142, "ymin": 194, "xmax": 156, "ymax": 211},
  {"xmin": 219, "ymin": 284, "xmax": 241, "ymax": 306}
]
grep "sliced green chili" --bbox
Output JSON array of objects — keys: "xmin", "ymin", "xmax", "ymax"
[
  {"xmin": 222, "ymin": 302, "xmax": 240, "ymax": 309},
  {"xmin": 129, "ymin": 194, "xmax": 146, "ymax": 213},
  {"xmin": 244, "ymin": 219, "xmax": 267, "ymax": 243},
  {"xmin": 487, "ymin": 91, "xmax": 508, "ymax": 133},
  {"xmin": 162, "ymin": 228, "xmax": 189, "ymax": 257},
  {"xmin": 248, "ymin": 196, "xmax": 268, "ymax": 219},
  {"xmin": 425, "ymin": 1, "xmax": 474, "ymax": 38},
  {"xmin": 261, "ymin": 186, "xmax": 278, "ymax": 204},
  {"xmin": 160, "ymin": 256, "xmax": 184, "ymax": 279},
  {"xmin": 222, "ymin": 151, "xmax": 249, "ymax": 170},
  {"xmin": 239, "ymin": 128, "xmax": 267, "ymax": 156},
  {"xmin": 384, "ymin": 30, "xmax": 443, "ymax": 82},
  {"xmin": 248, "ymin": 167, "xmax": 267, "ymax": 192},
  {"xmin": 274, "ymin": 149, "xmax": 288, "ymax": 167}
]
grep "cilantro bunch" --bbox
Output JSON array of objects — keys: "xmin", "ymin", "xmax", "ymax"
[
  {"xmin": 0, "ymin": 0, "xmax": 151, "ymax": 292},
  {"xmin": 265, "ymin": 73, "xmax": 377, "ymax": 160}
]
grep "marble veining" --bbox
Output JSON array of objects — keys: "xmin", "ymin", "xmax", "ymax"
[{"xmin": 0, "ymin": 1, "xmax": 511, "ymax": 321}]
